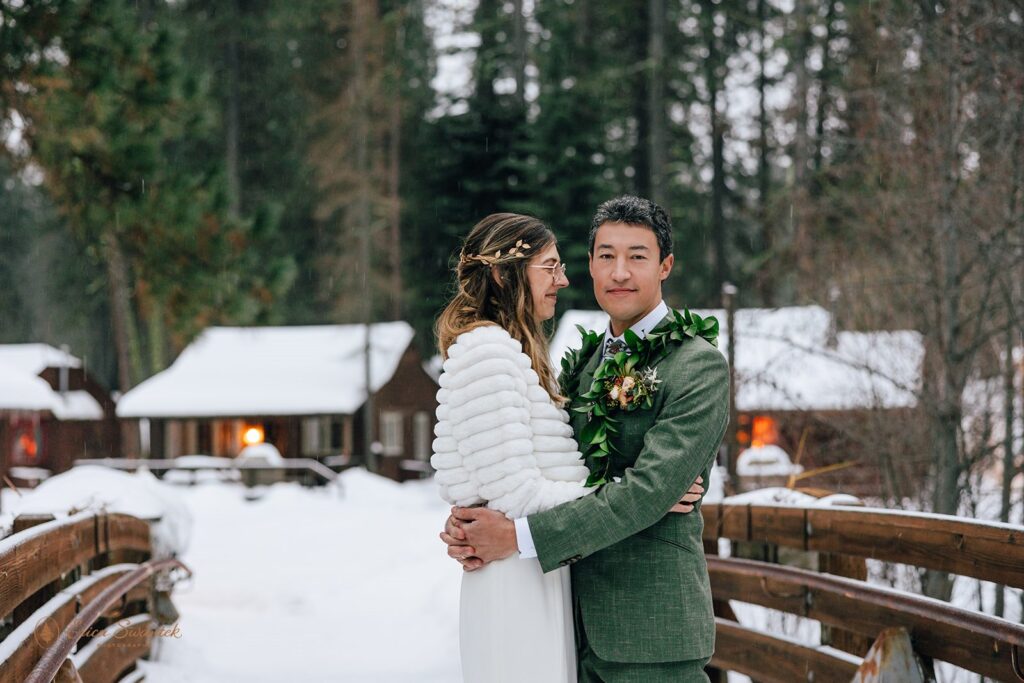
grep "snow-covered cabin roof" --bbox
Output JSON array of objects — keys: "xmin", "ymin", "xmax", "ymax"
[
  {"xmin": 0, "ymin": 343, "xmax": 81, "ymax": 375},
  {"xmin": 0, "ymin": 345, "xmax": 104, "ymax": 419},
  {"xmin": 550, "ymin": 305, "xmax": 924, "ymax": 412},
  {"xmin": 116, "ymin": 322, "xmax": 417, "ymax": 418},
  {"xmin": 0, "ymin": 361, "xmax": 58, "ymax": 411}
]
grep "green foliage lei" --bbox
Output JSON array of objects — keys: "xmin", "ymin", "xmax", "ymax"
[{"xmin": 559, "ymin": 309, "xmax": 720, "ymax": 486}]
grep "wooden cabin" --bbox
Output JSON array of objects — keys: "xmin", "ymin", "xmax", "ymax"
[
  {"xmin": 116, "ymin": 322, "xmax": 438, "ymax": 481},
  {"xmin": 0, "ymin": 344, "xmax": 120, "ymax": 483}
]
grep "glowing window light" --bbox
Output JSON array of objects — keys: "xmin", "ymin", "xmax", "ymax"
[
  {"xmin": 751, "ymin": 415, "xmax": 779, "ymax": 448},
  {"xmin": 17, "ymin": 432, "xmax": 38, "ymax": 459},
  {"xmin": 242, "ymin": 425, "xmax": 265, "ymax": 446}
]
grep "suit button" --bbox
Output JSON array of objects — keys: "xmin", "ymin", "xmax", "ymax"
[{"xmin": 559, "ymin": 554, "xmax": 582, "ymax": 566}]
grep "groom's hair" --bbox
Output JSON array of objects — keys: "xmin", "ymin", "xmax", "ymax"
[{"xmin": 589, "ymin": 195, "xmax": 673, "ymax": 262}]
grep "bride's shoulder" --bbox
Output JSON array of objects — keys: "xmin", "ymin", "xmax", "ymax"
[
  {"xmin": 442, "ymin": 325, "xmax": 529, "ymax": 386},
  {"xmin": 450, "ymin": 324, "xmax": 521, "ymax": 355}
]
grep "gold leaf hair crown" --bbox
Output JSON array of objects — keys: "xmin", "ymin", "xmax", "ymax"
[{"xmin": 459, "ymin": 239, "xmax": 532, "ymax": 267}]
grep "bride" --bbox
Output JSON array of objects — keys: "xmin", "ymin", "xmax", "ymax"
[{"xmin": 431, "ymin": 213, "xmax": 701, "ymax": 682}]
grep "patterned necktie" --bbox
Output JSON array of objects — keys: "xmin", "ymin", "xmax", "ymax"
[{"xmin": 604, "ymin": 337, "xmax": 628, "ymax": 358}]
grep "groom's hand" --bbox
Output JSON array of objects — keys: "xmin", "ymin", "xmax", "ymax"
[
  {"xmin": 444, "ymin": 507, "xmax": 517, "ymax": 567},
  {"xmin": 669, "ymin": 475, "xmax": 705, "ymax": 514}
]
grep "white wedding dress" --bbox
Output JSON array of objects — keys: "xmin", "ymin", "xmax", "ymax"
[
  {"xmin": 431, "ymin": 325, "xmax": 594, "ymax": 682},
  {"xmin": 460, "ymin": 556, "xmax": 576, "ymax": 682}
]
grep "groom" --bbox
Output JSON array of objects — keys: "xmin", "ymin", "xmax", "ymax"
[{"xmin": 443, "ymin": 195, "xmax": 730, "ymax": 681}]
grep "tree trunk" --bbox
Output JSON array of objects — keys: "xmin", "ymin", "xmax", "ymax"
[
  {"xmin": 812, "ymin": 0, "xmax": 836, "ymax": 184},
  {"xmin": 101, "ymin": 229, "xmax": 142, "ymax": 458},
  {"xmin": 353, "ymin": 0, "xmax": 377, "ymax": 467},
  {"xmin": 931, "ymin": 5, "xmax": 963, "ymax": 521},
  {"xmin": 792, "ymin": 0, "xmax": 810, "ymax": 188},
  {"xmin": 647, "ymin": 0, "xmax": 666, "ymax": 209},
  {"xmin": 996, "ymin": 100, "xmax": 1024, "ymax": 617},
  {"xmin": 512, "ymin": 0, "xmax": 527, "ymax": 109},
  {"xmin": 924, "ymin": 3, "xmax": 964, "ymax": 603},
  {"xmin": 102, "ymin": 230, "xmax": 140, "ymax": 393},
  {"xmin": 995, "ymin": 326, "xmax": 1016, "ymax": 617},
  {"xmin": 791, "ymin": 0, "xmax": 813, "ymax": 293},
  {"xmin": 145, "ymin": 300, "xmax": 167, "ymax": 375},
  {"xmin": 224, "ymin": 0, "xmax": 242, "ymax": 219},
  {"xmin": 388, "ymin": 16, "xmax": 404, "ymax": 320},
  {"xmin": 577, "ymin": 0, "xmax": 591, "ymax": 46},
  {"xmin": 632, "ymin": 2, "xmax": 651, "ymax": 198},
  {"xmin": 702, "ymin": 0, "xmax": 727, "ymax": 288},
  {"xmin": 756, "ymin": 0, "xmax": 773, "ymax": 305}
]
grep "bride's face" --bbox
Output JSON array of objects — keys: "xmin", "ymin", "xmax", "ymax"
[{"xmin": 526, "ymin": 242, "xmax": 569, "ymax": 322}]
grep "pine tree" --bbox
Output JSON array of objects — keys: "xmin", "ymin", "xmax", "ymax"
[
  {"xmin": 0, "ymin": 160, "xmax": 37, "ymax": 342},
  {"xmin": 528, "ymin": 0, "xmax": 616, "ymax": 309},
  {"xmin": 173, "ymin": 0, "xmax": 312, "ymax": 323},
  {"xmin": 404, "ymin": 0, "xmax": 539, "ymax": 345},
  {"xmin": 0, "ymin": 0, "xmax": 293, "ymax": 392}
]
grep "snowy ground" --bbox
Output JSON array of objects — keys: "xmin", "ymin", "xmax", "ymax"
[{"xmin": 6, "ymin": 470, "xmax": 464, "ymax": 683}]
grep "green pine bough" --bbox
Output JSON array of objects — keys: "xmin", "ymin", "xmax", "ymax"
[{"xmin": 559, "ymin": 309, "xmax": 720, "ymax": 487}]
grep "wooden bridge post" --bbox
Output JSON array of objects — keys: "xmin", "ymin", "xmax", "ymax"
[
  {"xmin": 819, "ymin": 551, "xmax": 875, "ymax": 657},
  {"xmin": 704, "ymin": 538, "xmax": 748, "ymax": 683},
  {"xmin": 12, "ymin": 514, "xmax": 59, "ymax": 627}
]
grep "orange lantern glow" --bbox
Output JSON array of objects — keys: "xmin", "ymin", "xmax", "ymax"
[
  {"xmin": 751, "ymin": 415, "xmax": 779, "ymax": 448},
  {"xmin": 242, "ymin": 425, "xmax": 265, "ymax": 446}
]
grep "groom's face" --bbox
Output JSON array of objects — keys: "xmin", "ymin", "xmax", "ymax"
[{"xmin": 589, "ymin": 221, "xmax": 674, "ymax": 335}]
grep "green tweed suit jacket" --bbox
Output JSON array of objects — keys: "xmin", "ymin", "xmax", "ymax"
[{"xmin": 527, "ymin": 317, "xmax": 730, "ymax": 664}]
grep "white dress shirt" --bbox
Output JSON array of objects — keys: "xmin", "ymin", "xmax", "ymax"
[{"xmin": 515, "ymin": 300, "xmax": 670, "ymax": 558}]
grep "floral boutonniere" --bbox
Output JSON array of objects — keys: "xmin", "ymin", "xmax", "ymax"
[
  {"xmin": 562, "ymin": 308, "xmax": 719, "ymax": 487},
  {"xmin": 602, "ymin": 365, "xmax": 661, "ymax": 412}
]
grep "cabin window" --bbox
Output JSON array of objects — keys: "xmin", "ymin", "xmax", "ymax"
[
  {"xmin": 163, "ymin": 420, "xmax": 198, "ymax": 457},
  {"xmin": 736, "ymin": 414, "xmax": 780, "ymax": 449},
  {"xmin": 213, "ymin": 420, "xmax": 242, "ymax": 456},
  {"xmin": 380, "ymin": 411, "xmax": 404, "ymax": 456},
  {"xmin": 342, "ymin": 416, "xmax": 354, "ymax": 456},
  {"xmin": 302, "ymin": 417, "xmax": 341, "ymax": 456},
  {"xmin": 413, "ymin": 412, "xmax": 431, "ymax": 461},
  {"xmin": 183, "ymin": 420, "xmax": 199, "ymax": 454},
  {"xmin": 10, "ymin": 419, "xmax": 41, "ymax": 465},
  {"xmin": 164, "ymin": 421, "xmax": 181, "ymax": 457},
  {"xmin": 140, "ymin": 418, "xmax": 151, "ymax": 457}
]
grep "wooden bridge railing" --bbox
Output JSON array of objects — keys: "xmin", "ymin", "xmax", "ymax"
[
  {"xmin": 74, "ymin": 457, "xmax": 341, "ymax": 488},
  {"xmin": 701, "ymin": 502, "xmax": 1024, "ymax": 682},
  {"xmin": 0, "ymin": 511, "xmax": 190, "ymax": 683}
]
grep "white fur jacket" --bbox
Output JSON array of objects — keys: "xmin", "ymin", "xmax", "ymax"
[{"xmin": 431, "ymin": 325, "xmax": 594, "ymax": 518}]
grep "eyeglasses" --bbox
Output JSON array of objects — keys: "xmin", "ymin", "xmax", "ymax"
[{"xmin": 528, "ymin": 262, "xmax": 568, "ymax": 281}]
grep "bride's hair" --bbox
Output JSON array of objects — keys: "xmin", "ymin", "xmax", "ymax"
[{"xmin": 436, "ymin": 213, "xmax": 563, "ymax": 404}]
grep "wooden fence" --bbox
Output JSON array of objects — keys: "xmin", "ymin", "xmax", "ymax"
[
  {"xmin": 702, "ymin": 502, "xmax": 1024, "ymax": 682},
  {"xmin": 0, "ymin": 511, "xmax": 189, "ymax": 683},
  {"xmin": 74, "ymin": 458, "xmax": 340, "ymax": 488}
]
